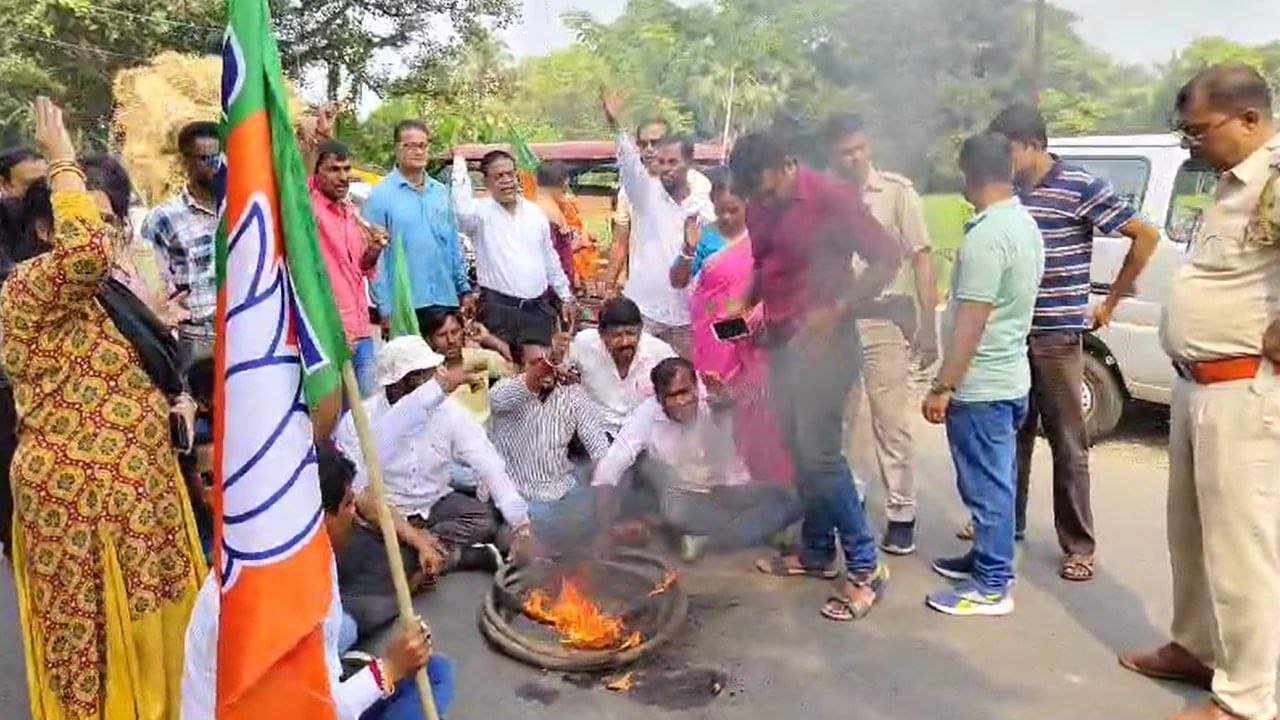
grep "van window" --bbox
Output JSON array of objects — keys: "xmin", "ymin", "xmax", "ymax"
[
  {"xmin": 1064, "ymin": 156, "xmax": 1150, "ymax": 237},
  {"xmin": 1167, "ymin": 160, "xmax": 1217, "ymax": 243}
]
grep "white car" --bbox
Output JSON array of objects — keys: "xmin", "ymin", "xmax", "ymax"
[{"xmin": 1051, "ymin": 134, "xmax": 1214, "ymax": 439}]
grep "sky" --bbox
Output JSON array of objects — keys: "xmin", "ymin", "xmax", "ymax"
[{"xmin": 504, "ymin": 0, "xmax": 1280, "ymax": 65}]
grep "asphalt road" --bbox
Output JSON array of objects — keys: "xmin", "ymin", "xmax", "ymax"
[{"xmin": 0, "ymin": 404, "xmax": 1191, "ymax": 720}]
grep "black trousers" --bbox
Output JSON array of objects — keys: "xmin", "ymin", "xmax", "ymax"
[
  {"xmin": 0, "ymin": 385, "xmax": 16, "ymax": 558},
  {"xmin": 479, "ymin": 288, "xmax": 557, "ymax": 348}
]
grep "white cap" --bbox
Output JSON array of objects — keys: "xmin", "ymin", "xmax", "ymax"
[{"xmin": 375, "ymin": 335, "xmax": 446, "ymax": 387}]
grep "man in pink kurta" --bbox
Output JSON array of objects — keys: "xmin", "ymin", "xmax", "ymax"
[{"xmin": 310, "ymin": 139, "xmax": 385, "ymax": 397}]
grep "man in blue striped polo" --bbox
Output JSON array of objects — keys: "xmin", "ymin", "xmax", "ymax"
[{"xmin": 987, "ymin": 104, "xmax": 1159, "ymax": 582}]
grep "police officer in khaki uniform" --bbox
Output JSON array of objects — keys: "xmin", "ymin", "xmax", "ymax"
[
  {"xmin": 1120, "ymin": 63, "xmax": 1280, "ymax": 720},
  {"xmin": 826, "ymin": 114, "xmax": 938, "ymax": 555}
]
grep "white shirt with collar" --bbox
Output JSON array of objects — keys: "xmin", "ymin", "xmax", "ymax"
[
  {"xmin": 333, "ymin": 379, "xmax": 530, "ymax": 528},
  {"xmin": 592, "ymin": 397, "xmax": 751, "ymax": 492},
  {"xmin": 615, "ymin": 132, "xmax": 714, "ymax": 326},
  {"xmin": 181, "ymin": 563, "xmax": 381, "ymax": 720},
  {"xmin": 569, "ymin": 328, "xmax": 677, "ymax": 435},
  {"xmin": 450, "ymin": 156, "xmax": 573, "ymax": 301}
]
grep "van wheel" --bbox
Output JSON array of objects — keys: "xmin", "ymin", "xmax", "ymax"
[{"xmin": 1083, "ymin": 352, "xmax": 1124, "ymax": 443}]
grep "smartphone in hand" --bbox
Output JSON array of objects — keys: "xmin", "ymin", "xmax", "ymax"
[{"xmin": 712, "ymin": 316, "xmax": 750, "ymax": 342}]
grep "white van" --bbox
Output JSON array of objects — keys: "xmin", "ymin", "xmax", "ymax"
[{"xmin": 1049, "ymin": 134, "xmax": 1215, "ymax": 439}]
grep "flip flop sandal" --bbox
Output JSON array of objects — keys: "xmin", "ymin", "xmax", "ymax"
[
  {"xmin": 1060, "ymin": 553, "xmax": 1096, "ymax": 582},
  {"xmin": 956, "ymin": 520, "xmax": 974, "ymax": 541},
  {"xmin": 755, "ymin": 555, "xmax": 838, "ymax": 579},
  {"xmin": 819, "ymin": 568, "xmax": 887, "ymax": 622}
]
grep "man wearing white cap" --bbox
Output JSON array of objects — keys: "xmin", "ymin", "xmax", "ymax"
[{"xmin": 334, "ymin": 336, "xmax": 532, "ymax": 582}]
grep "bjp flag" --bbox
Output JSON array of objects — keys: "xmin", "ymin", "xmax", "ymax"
[{"xmin": 213, "ymin": 0, "xmax": 350, "ymax": 716}]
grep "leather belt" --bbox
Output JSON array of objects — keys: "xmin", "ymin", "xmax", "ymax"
[
  {"xmin": 480, "ymin": 287, "xmax": 550, "ymax": 309},
  {"xmin": 1172, "ymin": 355, "xmax": 1276, "ymax": 384}
]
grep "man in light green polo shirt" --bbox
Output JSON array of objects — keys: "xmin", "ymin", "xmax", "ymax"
[{"xmin": 919, "ymin": 131, "xmax": 1044, "ymax": 617}]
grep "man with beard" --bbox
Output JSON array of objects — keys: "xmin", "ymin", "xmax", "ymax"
[
  {"xmin": 987, "ymin": 103, "xmax": 1159, "ymax": 582},
  {"xmin": 142, "ymin": 120, "xmax": 221, "ymax": 364},
  {"xmin": 489, "ymin": 334, "xmax": 610, "ymax": 551},
  {"xmin": 451, "ymin": 150, "xmax": 575, "ymax": 348},
  {"xmin": 601, "ymin": 90, "xmax": 713, "ymax": 359},
  {"xmin": 1120, "ymin": 62, "xmax": 1280, "ymax": 720},
  {"xmin": 311, "ymin": 138, "xmax": 388, "ymax": 397},
  {"xmin": 569, "ymin": 296, "xmax": 677, "ymax": 437}
]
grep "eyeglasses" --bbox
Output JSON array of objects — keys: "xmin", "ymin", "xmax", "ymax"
[
  {"xmin": 636, "ymin": 139, "xmax": 660, "ymax": 149},
  {"xmin": 1173, "ymin": 114, "xmax": 1238, "ymax": 148},
  {"xmin": 399, "ymin": 142, "xmax": 429, "ymax": 152}
]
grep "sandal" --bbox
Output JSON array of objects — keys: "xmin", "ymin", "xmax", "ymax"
[
  {"xmin": 820, "ymin": 565, "xmax": 888, "ymax": 622},
  {"xmin": 956, "ymin": 519, "xmax": 974, "ymax": 541},
  {"xmin": 755, "ymin": 554, "xmax": 838, "ymax": 579},
  {"xmin": 1060, "ymin": 553, "xmax": 1095, "ymax": 582}
]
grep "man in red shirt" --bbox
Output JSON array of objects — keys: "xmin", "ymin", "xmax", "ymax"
[
  {"xmin": 310, "ymin": 138, "xmax": 387, "ymax": 397},
  {"xmin": 730, "ymin": 132, "xmax": 901, "ymax": 622}
]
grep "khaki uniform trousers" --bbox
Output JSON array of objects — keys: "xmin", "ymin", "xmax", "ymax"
[
  {"xmin": 1168, "ymin": 372, "xmax": 1280, "ymax": 720},
  {"xmin": 843, "ymin": 317, "xmax": 916, "ymax": 522}
]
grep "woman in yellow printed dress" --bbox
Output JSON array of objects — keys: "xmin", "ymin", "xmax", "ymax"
[{"xmin": 0, "ymin": 99, "xmax": 205, "ymax": 719}]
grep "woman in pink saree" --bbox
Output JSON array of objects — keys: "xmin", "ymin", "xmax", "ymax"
[{"xmin": 670, "ymin": 172, "xmax": 792, "ymax": 486}]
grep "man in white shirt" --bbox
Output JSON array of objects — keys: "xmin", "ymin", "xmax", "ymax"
[
  {"xmin": 333, "ymin": 336, "xmax": 532, "ymax": 564},
  {"xmin": 600, "ymin": 90, "xmax": 713, "ymax": 358},
  {"xmin": 452, "ymin": 150, "xmax": 575, "ymax": 348},
  {"xmin": 593, "ymin": 357, "xmax": 801, "ymax": 561},
  {"xmin": 569, "ymin": 297, "xmax": 677, "ymax": 437},
  {"xmin": 181, "ymin": 442, "xmax": 453, "ymax": 720}
]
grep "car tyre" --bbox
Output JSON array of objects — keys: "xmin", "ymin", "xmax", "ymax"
[{"xmin": 1083, "ymin": 351, "xmax": 1124, "ymax": 443}]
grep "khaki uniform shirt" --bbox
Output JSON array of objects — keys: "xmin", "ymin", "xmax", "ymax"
[
  {"xmin": 1161, "ymin": 132, "xmax": 1280, "ymax": 363},
  {"xmin": 854, "ymin": 167, "xmax": 931, "ymax": 296}
]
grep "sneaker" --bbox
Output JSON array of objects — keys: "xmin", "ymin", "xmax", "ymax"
[
  {"xmin": 680, "ymin": 535, "xmax": 709, "ymax": 563},
  {"xmin": 931, "ymin": 554, "xmax": 974, "ymax": 581},
  {"xmin": 925, "ymin": 582, "xmax": 1014, "ymax": 617},
  {"xmin": 881, "ymin": 520, "xmax": 917, "ymax": 555}
]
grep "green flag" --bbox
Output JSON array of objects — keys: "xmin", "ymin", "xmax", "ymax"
[
  {"xmin": 218, "ymin": 0, "xmax": 349, "ymax": 409},
  {"xmin": 389, "ymin": 232, "xmax": 420, "ymax": 338}
]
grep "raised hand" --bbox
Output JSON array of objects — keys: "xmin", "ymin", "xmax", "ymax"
[
  {"xmin": 600, "ymin": 87, "xmax": 623, "ymax": 131},
  {"xmin": 33, "ymin": 97, "xmax": 76, "ymax": 164}
]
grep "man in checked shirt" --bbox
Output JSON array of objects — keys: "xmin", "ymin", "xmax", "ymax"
[{"xmin": 141, "ymin": 120, "xmax": 222, "ymax": 366}]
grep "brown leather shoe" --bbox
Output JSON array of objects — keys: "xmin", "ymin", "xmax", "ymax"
[
  {"xmin": 1118, "ymin": 642, "xmax": 1213, "ymax": 690},
  {"xmin": 1168, "ymin": 700, "xmax": 1251, "ymax": 720}
]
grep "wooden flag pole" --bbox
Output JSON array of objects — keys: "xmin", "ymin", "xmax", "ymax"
[{"xmin": 338, "ymin": 361, "xmax": 440, "ymax": 720}]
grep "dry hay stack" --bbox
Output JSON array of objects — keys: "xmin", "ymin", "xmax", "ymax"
[{"xmin": 111, "ymin": 51, "xmax": 307, "ymax": 204}]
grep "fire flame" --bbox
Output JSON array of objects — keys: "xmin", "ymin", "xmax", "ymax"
[
  {"xmin": 523, "ymin": 578, "xmax": 643, "ymax": 651},
  {"xmin": 649, "ymin": 569, "xmax": 679, "ymax": 597}
]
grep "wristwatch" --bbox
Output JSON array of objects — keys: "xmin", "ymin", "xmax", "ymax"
[{"xmin": 929, "ymin": 379, "xmax": 955, "ymax": 396}]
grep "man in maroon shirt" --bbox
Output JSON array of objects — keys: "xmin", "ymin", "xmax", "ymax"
[{"xmin": 730, "ymin": 132, "xmax": 901, "ymax": 622}]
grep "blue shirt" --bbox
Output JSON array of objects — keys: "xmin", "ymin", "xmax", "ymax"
[
  {"xmin": 945, "ymin": 197, "xmax": 1045, "ymax": 403},
  {"xmin": 362, "ymin": 168, "xmax": 471, "ymax": 313},
  {"xmin": 1017, "ymin": 160, "xmax": 1136, "ymax": 333}
]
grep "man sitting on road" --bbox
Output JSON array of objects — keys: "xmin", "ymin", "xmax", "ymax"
[
  {"xmin": 419, "ymin": 307, "xmax": 514, "ymax": 426},
  {"xmin": 570, "ymin": 296, "xmax": 676, "ymax": 437},
  {"xmin": 333, "ymin": 336, "xmax": 533, "ymax": 591},
  {"xmin": 489, "ymin": 334, "xmax": 611, "ymax": 551},
  {"xmin": 592, "ymin": 357, "xmax": 801, "ymax": 562}
]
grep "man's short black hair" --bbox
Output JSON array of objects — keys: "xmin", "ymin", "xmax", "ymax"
[
  {"xmin": 989, "ymin": 103, "xmax": 1048, "ymax": 149},
  {"xmin": 651, "ymin": 356, "xmax": 694, "ymax": 396},
  {"xmin": 959, "ymin": 132, "xmax": 1014, "ymax": 187},
  {"xmin": 1176, "ymin": 62, "xmax": 1273, "ymax": 116},
  {"xmin": 655, "ymin": 135, "xmax": 695, "ymax": 162},
  {"xmin": 536, "ymin": 160, "xmax": 569, "ymax": 187},
  {"xmin": 420, "ymin": 307, "xmax": 462, "ymax": 339},
  {"xmin": 393, "ymin": 119, "xmax": 429, "ymax": 144},
  {"xmin": 637, "ymin": 118, "xmax": 671, "ymax": 139},
  {"xmin": 316, "ymin": 444, "xmax": 355, "ymax": 515},
  {"xmin": 598, "ymin": 296, "xmax": 643, "ymax": 331},
  {"xmin": 704, "ymin": 165, "xmax": 734, "ymax": 198},
  {"xmin": 824, "ymin": 113, "xmax": 866, "ymax": 144},
  {"xmin": 315, "ymin": 139, "xmax": 350, "ymax": 173},
  {"xmin": 177, "ymin": 121, "xmax": 220, "ymax": 156},
  {"xmin": 0, "ymin": 146, "xmax": 41, "ymax": 180},
  {"xmin": 515, "ymin": 333, "xmax": 552, "ymax": 365},
  {"xmin": 728, "ymin": 132, "xmax": 788, "ymax": 197},
  {"xmin": 479, "ymin": 149, "xmax": 516, "ymax": 177}
]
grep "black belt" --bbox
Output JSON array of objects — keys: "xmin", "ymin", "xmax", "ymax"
[{"xmin": 481, "ymin": 287, "xmax": 550, "ymax": 309}]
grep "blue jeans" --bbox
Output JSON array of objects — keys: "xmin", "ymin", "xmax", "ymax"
[
  {"xmin": 945, "ymin": 397, "xmax": 1029, "ymax": 594},
  {"xmin": 360, "ymin": 655, "xmax": 455, "ymax": 720},
  {"xmin": 527, "ymin": 480, "xmax": 597, "ymax": 550},
  {"xmin": 352, "ymin": 337, "xmax": 377, "ymax": 399},
  {"xmin": 769, "ymin": 321, "xmax": 878, "ymax": 575}
]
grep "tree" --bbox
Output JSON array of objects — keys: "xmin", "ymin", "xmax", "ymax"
[
  {"xmin": 1146, "ymin": 37, "xmax": 1280, "ymax": 128},
  {"xmin": 268, "ymin": 0, "xmax": 519, "ymax": 100},
  {"xmin": 0, "ymin": 0, "xmax": 222, "ymax": 147}
]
